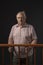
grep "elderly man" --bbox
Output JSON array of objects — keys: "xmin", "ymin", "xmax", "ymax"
[{"xmin": 8, "ymin": 11, "xmax": 37, "ymax": 65}]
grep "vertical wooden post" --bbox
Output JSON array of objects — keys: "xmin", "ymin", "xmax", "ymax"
[
  {"xmin": 2, "ymin": 47, "xmax": 4, "ymax": 65},
  {"xmin": 42, "ymin": 48, "xmax": 43, "ymax": 65},
  {"xmin": 34, "ymin": 47, "xmax": 36, "ymax": 65},
  {"xmin": 18, "ymin": 46, "xmax": 20, "ymax": 65}
]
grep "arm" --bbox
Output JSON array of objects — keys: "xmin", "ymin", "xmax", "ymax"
[
  {"xmin": 8, "ymin": 27, "xmax": 14, "ymax": 53},
  {"xmin": 31, "ymin": 26, "xmax": 38, "ymax": 44},
  {"xmin": 8, "ymin": 26, "xmax": 18, "ymax": 55},
  {"xmin": 25, "ymin": 26, "xmax": 37, "ymax": 53},
  {"xmin": 31, "ymin": 39, "xmax": 37, "ymax": 44},
  {"xmin": 27, "ymin": 25, "xmax": 37, "ymax": 45},
  {"xmin": 28, "ymin": 26, "xmax": 37, "ymax": 50}
]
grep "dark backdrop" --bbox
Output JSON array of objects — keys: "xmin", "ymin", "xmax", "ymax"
[{"xmin": 0, "ymin": 0, "xmax": 43, "ymax": 65}]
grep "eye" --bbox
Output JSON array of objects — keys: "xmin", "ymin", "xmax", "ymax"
[{"xmin": 18, "ymin": 17, "xmax": 20, "ymax": 18}]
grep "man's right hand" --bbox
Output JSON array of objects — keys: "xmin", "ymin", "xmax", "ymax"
[{"xmin": 8, "ymin": 47, "xmax": 12, "ymax": 53}]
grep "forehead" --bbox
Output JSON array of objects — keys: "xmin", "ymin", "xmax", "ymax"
[{"xmin": 16, "ymin": 13, "xmax": 24, "ymax": 18}]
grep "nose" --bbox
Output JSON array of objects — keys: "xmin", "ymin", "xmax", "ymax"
[{"xmin": 20, "ymin": 18, "xmax": 23, "ymax": 21}]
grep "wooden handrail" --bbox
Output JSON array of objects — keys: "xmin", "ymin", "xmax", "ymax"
[{"xmin": 0, "ymin": 44, "xmax": 43, "ymax": 47}]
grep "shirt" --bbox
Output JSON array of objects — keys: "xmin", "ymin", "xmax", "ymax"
[{"xmin": 8, "ymin": 23, "xmax": 37, "ymax": 58}]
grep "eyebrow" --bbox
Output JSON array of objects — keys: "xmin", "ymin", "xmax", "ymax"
[{"xmin": 17, "ymin": 16, "xmax": 23, "ymax": 18}]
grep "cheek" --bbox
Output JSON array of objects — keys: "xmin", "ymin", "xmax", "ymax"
[
  {"xmin": 22, "ymin": 18, "xmax": 26, "ymax": 22},
  {"xmin": 17, "ymin": 19, "xmax": 21, "ymax": 22},
  {"xmin": 16, "ymin": 18, "xmax": 19, "ymax": 21}
]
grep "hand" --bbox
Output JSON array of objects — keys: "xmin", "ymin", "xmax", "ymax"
[
  {"xmin": 8, "ymin": 47, "xmax": 12, "ymax": 53},
  {"xmin": 25, "ymin": 47, "xmax": 32, "ymax": 53}
]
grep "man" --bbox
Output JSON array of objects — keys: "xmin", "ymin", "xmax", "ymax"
[{"xmin": 8, "ymin": 11, "xmax": 37, "ymax": 65}]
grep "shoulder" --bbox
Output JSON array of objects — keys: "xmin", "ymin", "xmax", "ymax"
[
  {"xmin": 11, "ymin": 24, "xmax": 18, "ymax": 30},
  {"xmin": 11, "ymin": 24, "xmax": 18, "ymax": 28},
  {"xmin": 27, "ymin": 24, "xmax": 34, "ymax": 29},
  {"xmin": 27, "ymin": 24, "xmax": 35, "ymax": 32}
]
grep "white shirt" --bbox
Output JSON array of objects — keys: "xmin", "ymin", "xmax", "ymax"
[{"xmin": 8, "ymin": 23, "xmax": 37, "ymax": 58}]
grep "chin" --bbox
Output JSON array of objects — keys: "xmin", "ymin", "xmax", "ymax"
[{"xmin": 19, "ymin": 23, "xmax": 22, "ymax": 25}]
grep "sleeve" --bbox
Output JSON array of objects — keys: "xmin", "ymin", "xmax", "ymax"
[
  {"xmin": 8, "ymin": 26, "xmax": 14, "ymax": 44},
  {"xmin": 31, "ymin": 26, "xmax": 38, "ymax": 40}
]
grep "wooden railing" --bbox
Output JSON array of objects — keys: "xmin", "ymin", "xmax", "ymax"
[{"xmin": 0, "ymin": 44, "xmax": 43, "ymax": 65}]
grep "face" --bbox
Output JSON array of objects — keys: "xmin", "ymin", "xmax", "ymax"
[{"xmin": 16, "ymin": 13, "xmax": 26, "ymax": 26}]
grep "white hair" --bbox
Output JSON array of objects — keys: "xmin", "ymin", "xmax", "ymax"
[{"xmin": 16, "ymin": 11, "xmax": 27, "ymax": 19}]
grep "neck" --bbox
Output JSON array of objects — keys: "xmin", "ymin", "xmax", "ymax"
[{"xmin": 18, "ymin": 22, "xmax": 27, "ymax": 27}]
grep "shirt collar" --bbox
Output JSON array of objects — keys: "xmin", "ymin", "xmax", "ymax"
[{"xmin": 16, "ymin": 23, "xmax": 28, "ymax": 28}]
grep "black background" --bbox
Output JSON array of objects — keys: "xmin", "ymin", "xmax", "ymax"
[{"xmin": 0, "ymin": 0, "xmax": 43, "ymax": 65}]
